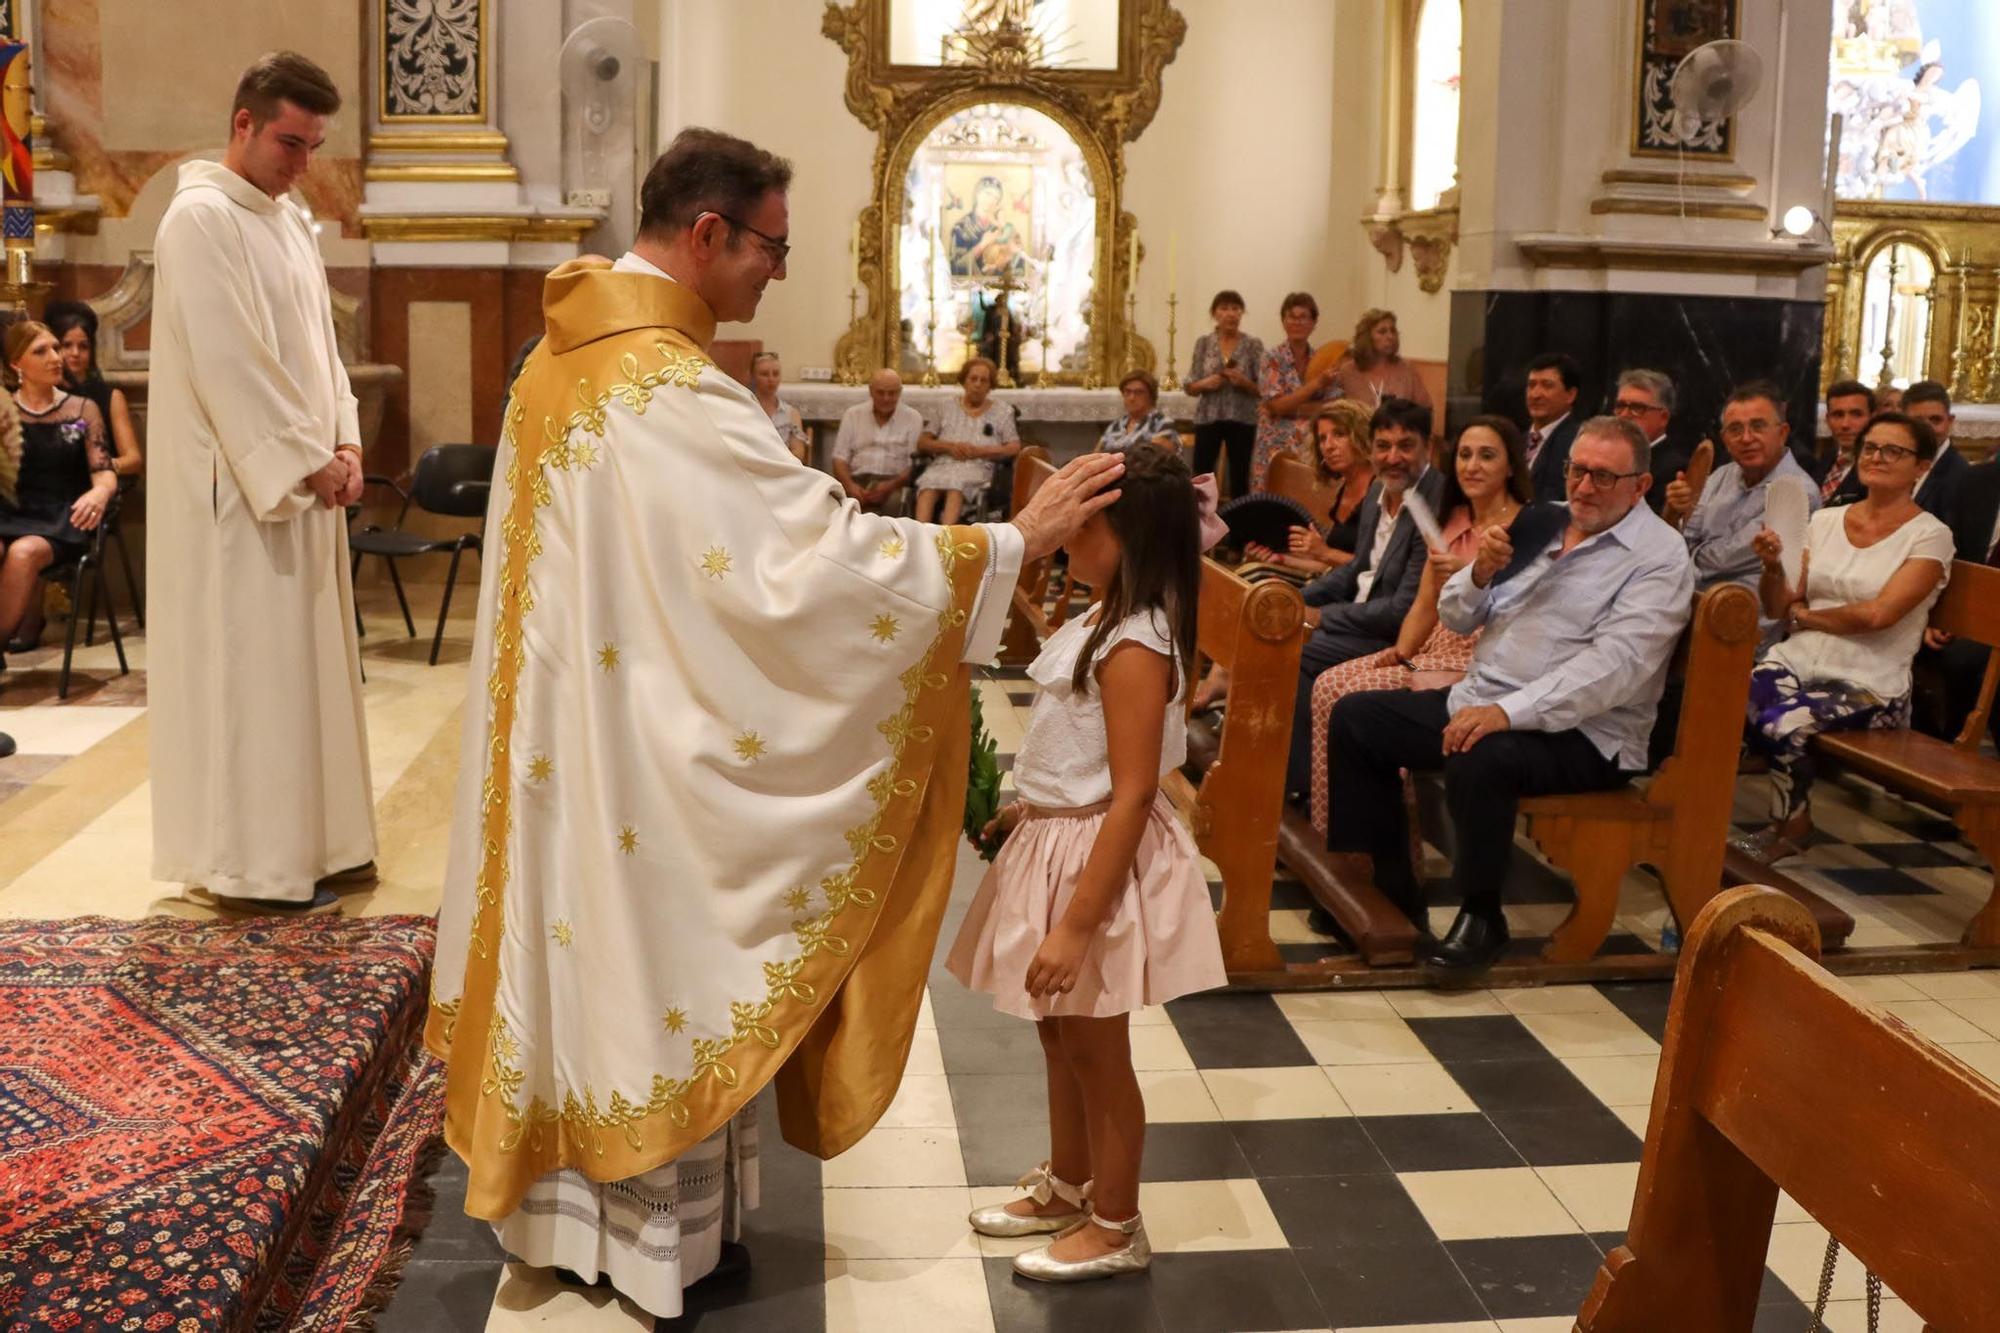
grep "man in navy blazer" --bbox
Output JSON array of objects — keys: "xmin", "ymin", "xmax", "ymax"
[
  {"xmin": 1286, "ymin": 396, "xmax": 1445, "ymax": 797},
  {"xmin": 1522, "ymin": 352, "xmax": 1583, "ymax": 503},
  {"xmin": 1828, "ymin": 380, "xmax": 1966, "ymax": 520},
  {"xmin": 1923, "ymin": 457, "xmax": 2000, "ymax": 747}
]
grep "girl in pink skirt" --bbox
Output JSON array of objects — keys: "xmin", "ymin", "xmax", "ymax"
[{"xmin": 947, "ymin": 444, "xmax": 1226, "ymax": 1283}]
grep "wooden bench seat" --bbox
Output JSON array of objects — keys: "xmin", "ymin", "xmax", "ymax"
[
  {"xmin": 1811, "ymin": 559, "xmax": 2000, "ymax": 949},
  {"xmin": 1576, "ymin": 885, "xmax": 2000, "ymax": 1331},
  {"xmin": 1281, "ymin": 583, "xmax": 1854, "ymax": 967}
]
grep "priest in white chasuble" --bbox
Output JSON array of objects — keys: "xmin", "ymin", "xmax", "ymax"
[
  {"xmin": 426, "ymin": 127, "xmax": 1122, "ymax": 1319},
  {"xmin": 148, "ymin": 53, "xmax": 374, "ymax": 910}
]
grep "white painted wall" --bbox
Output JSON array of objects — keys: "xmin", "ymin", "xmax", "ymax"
[{"xmin": 647, "ymin": 0, "xmax": 1450, "ymax": 368}]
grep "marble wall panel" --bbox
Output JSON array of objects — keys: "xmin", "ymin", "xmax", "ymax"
[{"xmin": 1449, "ymin": 289, "xmax": 1827, "ymax": 454}]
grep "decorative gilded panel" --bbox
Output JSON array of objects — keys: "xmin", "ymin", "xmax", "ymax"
[
  {"xmin": 1632, "ymin": 0, "xmax": 1740, "ymax": 161},
  {"xmin": 381, "ymin": 0, "xmax": 488, "ymax": 123},
  {"xmin": 822, "ymin": 0, "xmax": 1184, "ymax": 384}
]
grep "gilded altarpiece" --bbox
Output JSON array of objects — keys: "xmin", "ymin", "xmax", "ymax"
[{"xmin": 821, "ymin": 0, "xmax": 1185, "ymax": 384}]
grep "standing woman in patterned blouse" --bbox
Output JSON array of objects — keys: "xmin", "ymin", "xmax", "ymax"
[
  {"xmin": 1184, "ymin": 290, "xmax": 1262, "ymax": 498},
  {"xmin": 0, "ymin": 320, "xmax": 115, "ymax": 650},
  {"xmin": 1252, "ymin": 291, "xmax": 1335, "ymax": 491}
]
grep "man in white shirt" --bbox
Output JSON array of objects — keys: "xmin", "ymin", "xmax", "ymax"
[{"xmin": 832, "ymin": 369, "xmax": 922, "ymax": 515}]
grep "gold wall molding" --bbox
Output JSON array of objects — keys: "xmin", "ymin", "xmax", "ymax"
[
  {"xmin": 1599, "ymin": 167, "xmax": 1756, "ymax": 193},
  {"xmin": 360, "ymin": 213, "xmax": 598, "ymax": 244},
  {"xmin": 364, "ymin": 161, "xmax": 521, "ymax": 184},
  {"xmin": 368, "ymin": 130, "xmax": 511, "ymax": 156},
  {"xmin": 1515, "ymin": 235, "xmax": 1832, "ymax": 277},
  {"xmin": 819, "ymin": 0, "xmax": 1185, "ymax": 382},
  {"xmin": 1589, "ymin": 197, "xmax": 1769, "ymax": 222}
]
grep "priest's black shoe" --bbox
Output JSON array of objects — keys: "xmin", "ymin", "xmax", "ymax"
[{"xmin": 1424, "ymin": 911, "xmax": 1509, "ymax": 972}]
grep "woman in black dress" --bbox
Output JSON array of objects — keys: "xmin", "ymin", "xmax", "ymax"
[
  {"xmin": 0, "ymin": 319, "xmax": 115, "ymax": 650},
  {"xmin": 45, "ymin": 299, "xmax": 143, "ymax": 477}
]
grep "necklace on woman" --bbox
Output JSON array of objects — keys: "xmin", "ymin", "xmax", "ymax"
[{"xmin": 16, "ymin": 386, "xmax": 62, "ymax": 414}]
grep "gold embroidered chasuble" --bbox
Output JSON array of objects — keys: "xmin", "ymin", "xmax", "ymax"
[{"xmin": 427, "ymin": 258, "xmax": 999, "ymax": 1219}]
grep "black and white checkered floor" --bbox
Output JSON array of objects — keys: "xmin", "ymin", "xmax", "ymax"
[{"xmin": 378, "ymin": 679, "xmax": 2000, "ymax": 1332}]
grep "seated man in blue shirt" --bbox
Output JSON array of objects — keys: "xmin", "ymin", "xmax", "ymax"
[
  {"xmin": 1663, "ymin": 379, "xmax": 1820, "ymax": 617},
  {"xmin": 1322, "ymin": 416, "xmax": 1695, "ymax": 972},
  {"xmin": 1284, "ymin": 396, "xmax": 1445, "ymax": 799}
]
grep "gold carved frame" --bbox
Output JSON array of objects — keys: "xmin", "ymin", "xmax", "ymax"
[{"xmin": 821, "ymin": 0, "xmax": 1186, "ymax": 382}]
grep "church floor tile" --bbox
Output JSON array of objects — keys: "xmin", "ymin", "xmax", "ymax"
[{"xmin": 1, "ymin": 607, "xmax": 1980, "ymax": 1331}]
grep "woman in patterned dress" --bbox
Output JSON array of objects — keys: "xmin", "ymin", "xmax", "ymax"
[
  {"xmin": 914, "ymin": 356, "xmax": 1020, "ymax": 524},
  {"xmin": 1251, "ymin": 292, "xmax": 1335, "ymax": 491},
  {"xmin": 1308, "ymin": 416, "xmax": 1531, "ymax": 837}
]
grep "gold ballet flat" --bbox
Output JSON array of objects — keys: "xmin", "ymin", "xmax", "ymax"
[
  {"xmin": 966, "ymin": 1162, "xmax": 1091, "ymax": 1238},
  {"xmin": 1012, "ymin": 1211, "xmax": 1151, "ymax": 1282}
]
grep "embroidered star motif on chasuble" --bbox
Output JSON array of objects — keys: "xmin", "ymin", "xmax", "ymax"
[
  {"xmin": 698, "ymin": 545, "xmax": 733, "ymax": 580},
  {"xmin": 597, "ymin": 642, "xmax": 621, "ymax": 672},
  {"xmin": 550, "ymin": 920, "xmax": 574, "ymax": 948},
  {"xmin": 869, "ymin": 613, "xmax": 901, "ymax": 644},
  {"xmin": 878, "ymin": 535, "xmax": 906, "ymax": 560},
  {"xmin": 526, "ymin": 755, "xmax": 554, "ymax": 784},
  {"xmin": 733, "ymin": 731, "xmax": 768, "ymax": 762},
  {"xmin": 662, "ymin": 1007, "xmax": 688, "ymax": 1034},
  {"xmin": 617, "ymin": 826, "xmax": 639, "ymax": 855}
]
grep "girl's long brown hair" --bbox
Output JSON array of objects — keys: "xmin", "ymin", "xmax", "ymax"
[{"xmin": 1069, "ymin": 443, "xmax": 1201, "ymax": 699}]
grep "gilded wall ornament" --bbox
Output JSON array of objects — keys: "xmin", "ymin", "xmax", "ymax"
[{"xmin": 820, "ymin": 0, "xmax": 1185, "ymax": 383}]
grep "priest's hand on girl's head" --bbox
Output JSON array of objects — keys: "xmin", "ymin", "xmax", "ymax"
[{"xmin": 1010, "ymin": 452, "xmax": 1125, "ymax": 561}]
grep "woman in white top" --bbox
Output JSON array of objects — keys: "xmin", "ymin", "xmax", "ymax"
[
  {"xmin": 750, "ymin": 351, "xmax": 810, "ymax": 464},
  {"xmin": 914, "ymin": 356, "xmax": 1019, "ymax": 524},
  {"xmin": 1742, "ymin": 410, "xmax": 1956, "ymax": 860}
]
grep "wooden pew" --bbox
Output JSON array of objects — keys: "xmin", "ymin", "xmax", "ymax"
[
  {"xmin": 1519, "ymin": 583, "xmax": 1849, "ymax": 963},
  {"xmin": 1576, "ymin": 885, "xmax": 2000, "ymax": 1332},
  {"xmin": 1182, "ymin": 559, "xmax": 1306, "ymax": 976},
  {"xmin": 1811, "ymin": 559, "xmax": 2000, "ymax": 949},
  {"xmin": 1279, "ymin": 583, "xmax": 1852, "ymax": 968}
]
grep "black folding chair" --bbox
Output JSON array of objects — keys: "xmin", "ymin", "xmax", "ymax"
[
  {"xmin": 347, "ymin": 443, "xmax": 493, "ymax": 665},
  {"xmin": 83, "ymin": 476, "xmax": 143, "ymax": 644},
  {"xmin": 37, "ymin": 494, "xmax": 130, "ymax": 700}
]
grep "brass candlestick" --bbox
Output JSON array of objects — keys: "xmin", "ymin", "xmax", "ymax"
[
  {"xmin": 1948, "ymin": 254, "xmax": 1973, "ymax": 399},
  {"xmin": 1123, "ymin": 290, "xmax": 1138, "ymax": 373},
  {"xmin": 1161, "ymin": 292, "xmax": 1181, "ymax": 391},
  {"xmin": 989, "ymin": 268, "xmax": 1021, "ymax": 388},
  {"xmin": 841, "ymin": 287, "xmax": 862, "ymax": 386},
  {"xmin": 1984, "ymin": 266, "xmax": 2000, "ymax": 400},
  {"xmin": 1082, "ymin": 328, "xmax": 1102, "ymax": 391},
  {"xmin": 1874, "ymin": 246, "xmax": 1901, "ymax": 393},
  {"xmin": 1035, "ymin": 321, "xmax": 1053, "ymax": 389},
  {"xmin": 922, "ymin": 260, "xmax": 941, "ymax": 389}
]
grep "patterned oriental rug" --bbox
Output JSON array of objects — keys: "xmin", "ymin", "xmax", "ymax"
[{"xmin": 0, "ymin": 915, "xmax": 443, "ymax": 1332}]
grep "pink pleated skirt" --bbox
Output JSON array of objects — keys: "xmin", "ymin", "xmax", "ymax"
[{"xmin": 945, "ymin": 793, "xmax": 1228, "ymax": 1020}]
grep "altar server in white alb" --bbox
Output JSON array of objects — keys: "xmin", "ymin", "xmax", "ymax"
[
  {"xmin": 148, "ymin": 52, "xmax": 374, "ymax": 911},
  {"xmin": 426, "ymin": 128, "xmax": 1124, "ymax": 1321}
]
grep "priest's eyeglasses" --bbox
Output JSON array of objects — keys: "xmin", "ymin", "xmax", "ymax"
[
  {"xmin": 1563, "ymin": 462, "xmax": 1645, "ymax": 490},
  {"xmin": 708, "ymin": 212, "xmax": 791, "ymax": 265}
]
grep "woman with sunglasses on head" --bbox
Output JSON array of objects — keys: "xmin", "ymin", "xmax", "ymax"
[{"xmin": 1741, "ymin": 410, "xmax": 1956, "ymax": 863}]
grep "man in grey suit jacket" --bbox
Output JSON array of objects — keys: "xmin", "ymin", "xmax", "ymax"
[{"xmin": 1287, "ymin": 397, "xmax": 1444, "ymax": 797}]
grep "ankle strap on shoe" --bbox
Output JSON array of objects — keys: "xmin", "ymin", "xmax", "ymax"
[
  {"xmin": 1089, "ymin": 1210, "xmax": 1142, "ymax": 1234},
  {"xmin": 1017, "ymin": 1162, "xmax": 1089, "ymax": 1209}
]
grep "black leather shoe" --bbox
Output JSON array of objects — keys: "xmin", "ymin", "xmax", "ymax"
[
  {"xmin": 0, "ymin": 733, "xmax": 13, "ymax": 760},
  {"xmin": 552, "ymin": 1266, "xmax": 609, "ymax": 1290},
  {"xmin": 1424, "ymin": 911, "xmax": 1509, "ymax": 972}
]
